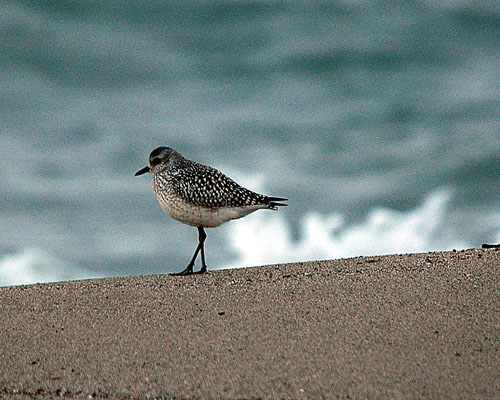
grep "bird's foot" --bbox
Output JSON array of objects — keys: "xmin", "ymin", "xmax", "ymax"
[
  {"xmin": 193, "ymin": 265, "xmax": 208, "ymax": 274},
  {"xmin": 170, "ymin": 264, "xmax": 194, "ymax": 276},
  {"xmin": 170, "ymin": 264, "xmax": 209, "ymax": 276}
]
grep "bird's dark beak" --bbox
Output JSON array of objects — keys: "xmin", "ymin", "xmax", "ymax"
[{"xmin": 135, "ymin": 166, "xmax": 150, "ymax": 176}]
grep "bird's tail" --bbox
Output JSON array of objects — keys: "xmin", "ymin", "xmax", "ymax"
[{"xmin": 266, "ymin": 196, "xmax": 288, "ymax": 210}]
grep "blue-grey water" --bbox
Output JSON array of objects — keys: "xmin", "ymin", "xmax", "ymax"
[{"xmin": 1, "ymin": 1, "xmax": 499, "ymax": 286}]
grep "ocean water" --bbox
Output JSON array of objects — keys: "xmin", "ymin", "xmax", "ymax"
[{"xmin": 1, "ymin": 1, "xmax": 499, "ymax": 286}]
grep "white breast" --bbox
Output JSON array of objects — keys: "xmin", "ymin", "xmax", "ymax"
[{"xmin": 156, "ymin": 193, "xmax": 266, "ymax": 228}]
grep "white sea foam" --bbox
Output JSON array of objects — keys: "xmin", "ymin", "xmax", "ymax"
[
  {"xmin": 222, "ymin": 188, "xmax": 470, "ymax": 269},
  {"xmin": 0, "ymin": 248, "xmax": 100, "ymax": 287}
]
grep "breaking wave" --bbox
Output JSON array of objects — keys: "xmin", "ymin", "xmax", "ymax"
[
  {"xmin": 223, "ymin": 188, "xmax": 470, "ymax": 269},
  {"xmin": 0, "ymin": 248, "xmax": 101, "ymax": 287}
]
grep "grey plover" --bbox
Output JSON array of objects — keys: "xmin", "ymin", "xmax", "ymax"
[{"xmin": 135, "ymin": 146, "xmax": 287, "ymax": 275}]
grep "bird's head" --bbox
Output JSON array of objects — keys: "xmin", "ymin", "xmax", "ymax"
[{"xmin": 135, "ymin": 146, "xmax": 183, "ymax": 176}]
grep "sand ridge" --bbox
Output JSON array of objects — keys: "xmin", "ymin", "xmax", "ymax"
[{"xmin": 0, "ymin": 249, "xmax": 499, "ymax": 399}]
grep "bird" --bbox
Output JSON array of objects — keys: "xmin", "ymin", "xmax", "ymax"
[{"xmin": 135, "ymin": 146, "xmax": 287, "ymax": 275}]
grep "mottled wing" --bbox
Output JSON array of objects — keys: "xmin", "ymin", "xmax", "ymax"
[{"xmin": 170, "ymin": 162, "xmax": 268, "ymax": 208}]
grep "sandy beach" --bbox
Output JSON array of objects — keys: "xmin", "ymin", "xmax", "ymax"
[{"xmin": 0, "ymin": 248, "xmax": 498, "ymax": 399}]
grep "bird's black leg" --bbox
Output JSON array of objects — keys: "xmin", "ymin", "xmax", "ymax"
[
  {"xmin": 171, "ymin": 227, "xmax": 208, "ymax": 275},
  {"xmin": 171, "ymin": 241, "xmax": 201, "ymax": 276},
  {"xmin": 195, "ymin": 227, "xmax": 208, "ymax": 274}
]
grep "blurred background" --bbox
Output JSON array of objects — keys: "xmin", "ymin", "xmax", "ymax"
[{"xmin": 1, "ymin": 0, "xmax": 499, "ymax": 286}]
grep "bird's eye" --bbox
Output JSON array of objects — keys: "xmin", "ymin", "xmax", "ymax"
[{"xmin": 151, "ymin": 157, "xmax": 161, "ymax": 166}]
